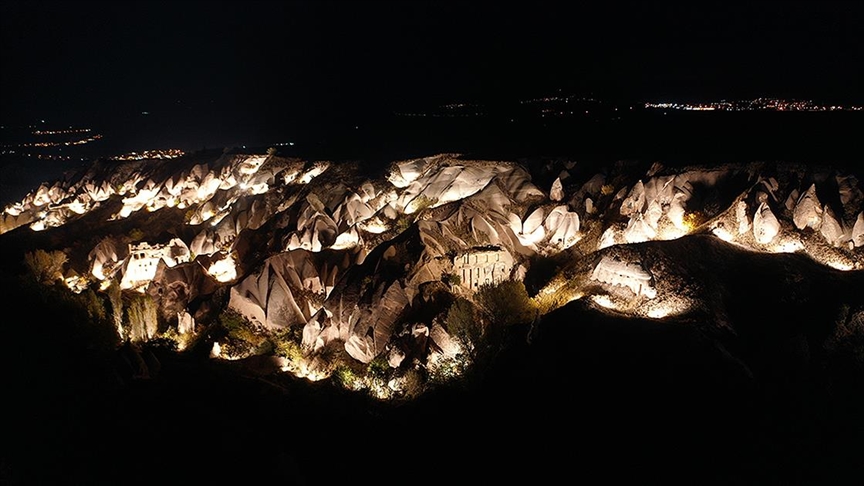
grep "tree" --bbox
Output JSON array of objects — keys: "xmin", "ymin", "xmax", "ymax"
[
  {"xmin": 107, "ymin": 281, "xmax": 124, "ymax": 340},
  {"xmin": 23, "ymin": 249, "xmax": 67, "ymax": 285},
  {"xmin": 444, "ymin": 298, "xmax": 482, "ymax": 351},
  {"xmin": 127, "ymin": 294, "xmax": 158, "ymax": 342},
  {"xmin": 475, "ymin": 280, "xmax": 537, "ymax": 328},
  {"xmin": 441, "ymin": 272, "xmax": 461, "ymax": 287}
]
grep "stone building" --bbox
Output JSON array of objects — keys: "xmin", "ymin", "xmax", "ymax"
[
  {"xmin": 452, "ymin": 246, "xmax": 515, "ymax": 290},
  {"xmin": 120, "ymin": 239, "xmax": 191, "ymax": 291}
]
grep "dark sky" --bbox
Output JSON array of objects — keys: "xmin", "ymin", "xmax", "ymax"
[{"xmin": 1, "ymin": 1, "xmax": 862, "ymax": 133}]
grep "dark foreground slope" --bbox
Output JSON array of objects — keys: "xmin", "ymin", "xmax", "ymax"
[
  {"xmin": 506, "ymin": 235, "xmax": 864, "ymax": 485},
  {"xmin": 2, "ymin": 234, "xmax": 862, "ymax": 485}
]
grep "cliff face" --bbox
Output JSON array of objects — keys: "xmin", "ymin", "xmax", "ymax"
[{"xmin": 2, "ymin": 151, "xmax": 863, "ymax": 387}]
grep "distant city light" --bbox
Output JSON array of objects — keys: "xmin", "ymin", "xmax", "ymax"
[
  {"xmin": 32, "ymin": 128, "xmax": 91, "ymax": 135},
  {"xmin": 3, "ymin": 129, "xmax": 102, "ymax": 149},
  {"xmin": 644, "ymin": 98, "xmax": 864, "ymax": 112},
  {"xmin": 111, "ymin": 149, "xmax": 185, "ymax": 161}
]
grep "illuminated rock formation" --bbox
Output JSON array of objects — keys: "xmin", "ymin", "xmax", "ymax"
[
  {"xmin": 544, "ymin": 205, "xmax": 581, "ymax": 249},
  {"xmin": 550, "ymin": 177, "xmax": 564, "ymax": 202},
  {"xmin": 509, "ymin": 207, "xmax": 546, "ymax": 247},
  {"xmin": 4, "ymin": 150, "xmax": 863, "ymax": 382},
  {"xmin": 229, "ymin": 250, "xmax": 343, "ymax": 329},
  {"xmin": 620, "ymin": 180, "xmax": 646, "ymax": 216},
  {"xmin": 736, "ymin": 200, "xmax": 751, "ymax": 235},
  {"xmin": 591, "ymin": 256, "xmax": 656, "ymax": 299},
  {"xmin": 853, "ymin": 212, "xmax": 864, "ymax": 248},
  {"xmin": 89, "ymin": 237, "xmax": 124, "ymax": 280},
  {"xmin": 793, "ymin": 183, "xmax": 823, "ymax": 230},
  {"xmin": 753, "ymin": 202, "xmax": 780, "ymax": 245},
  {"xmin": 821, "ymin": 205, "xmax": 845, "ymax": 247}
]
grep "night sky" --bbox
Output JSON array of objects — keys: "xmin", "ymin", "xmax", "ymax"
[{"xmin": 1, "ymin": 1, "xmax": 863, "ymax": 149}]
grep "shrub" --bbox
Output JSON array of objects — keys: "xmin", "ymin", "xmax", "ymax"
[
  {"xmin": 441, "ymin": 273, "xmax": 461, "ymax": 287},
  {"xmin": 683, "ymin": 211, "xmax": 705, "ymax": 231},
  {"xmin": 534, "ymin": 287, "xmax": 570, "ymax": 315},
  {"xmin": 158, "ymin": 327, "xmax": 196, "ymax": 352},
  {"xmin": 394, "ymin": 214, "xmax": 413, "ymax": 233},
  {"xmin": 396, "ymin": 368, "xmax": 425, "ymax": 399},
  {"xmin": 128, "ymin": 228, "xmax": 145, "ymax": 242},
  {"xmin": 826, "ymin": 307, "xmax": 864, "ymax": 370},
  {"xmin": 366, "ymin": 355, "xmax": 390, "ymax": 380},
  {"xmin": 475, "ymin": 280, "xmax": 537, "ymax": 328},
  {"xmin": 218, "ymin": 310, "xmax": 266, "ymax": 350},
  {"xmin": 23, "ymin": 249, "xmax": 67, "ymax": 285},
  {"xmin": 332, "ymin": 365, "xmax": 361, "ymax": 390},
  {"xmin": 427, "ymin": 353, "xmax": 471, "ymax": 385},
  {"xmin": 359, "ymin": 275, "xmax": 376, "ymax": 294},
  {"xmin": 445, "ymin": 298, "xmax": 482, "ymax": 350},
  {"xmin": 271, "ymin": 329, "xmax": 304, "ymax": 362},
  {"xmin": 408, "ymin": 195, "xmax": 436, "ymax": 214},
  {"xmin": 218, "ymin": 309, "xmax": 247, "ymax": 331}
]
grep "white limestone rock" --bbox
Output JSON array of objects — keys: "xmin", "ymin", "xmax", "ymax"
[
  {"xmin": 437, "ymin": 165, "xmax": 497, "ymax": 205},
  {"xmin": 0, "ymin": 213, "xmax": 32, "ymax": 234},
  {"xmin": 344, "ymin": 282, "xmax": 411, "ymax": 363},
  {"xmin": 388, "ymin": 157, "xmax": 432, "ymax": 188},
  {"xmin": 89, "ymin": 237, "xmax": 124, "ymax": 280},
  {"xmin": 387, "ymin": 347, "xmax": 406, "ymax": 368},
  {"xmin": 470, "ymin": 214, "xmax": 500, "ymax": 246},
  {"xmin": 644, "ymin": 200, "xmax": 663, "ymax": 230},
  {"xmin": 598, "ymin": 226, "xmax": 619, "ymax": 250},
  {"xmin": 471, "ymin": 183, "xmax": 512, "ymax": 217},
  {"xmin": 332, "ymin": 227, "xmax": 361, "ymax": 250},
  {"xmin": 852, "ymin": 212, "xmax": 864, "ymax": 248},
  {"xmin": 495, "ymin": 165, "xmax": 545, "ymax": 203},
  {"xmin": 585, "ymin": 197, "xmax": 595, "ymax": 215},
  {"xmin": 119, "ymin": 240, "xmax": 191, "ymax": 291},
  {"xmin": 204, "ymin": 252, "xmax": 238, "ymax": 283},
  {"xmin": 759, "ymin": 177, "xmax": 780, "ymax": 201},
  {"xmin": 620, "ymin": 180, "xmax": 646, "ymax": 216},
  {"xmin": 624, "ymin": 214, "xmax": 656, "ymax": 244},
  {"xmin": 190, "ymin": 229, "xmax": 219, "ymax": 256},
  {"xmin": 550, "ymin": 177, "xmax": 564, "ymax": 202},
  {"xmin": 210, "ymin": 342, "xmax": 222, "ymax": 358},
  {"xmin": 792, "ymin": 184, "xmax": 823, "ymax": 230},
  {"xmin": 345, "ymin": 334, "xmax": 377, "ymax": 364},
  {"xmin": 32, "ymin": 184, "xmax": 52, "ymax": 207},
  {"xmin": 429, "ymin": 322, "xmax": 461, "ymax": 359},
  {"xmin": 753, "ymin": 202, "xmax": 780, "ymax": 245},
  {"xmin": 509, "ymin": 208, "xmax": 546, "ymax": 246},
  {"xmin": 736, "ymin": 200, "xmax": 751, "ymax": 235},
  {"xmin": 544, "ymin": 205, "xmax": 581, "ymax": 250},
  {"xmin": 178, "ymin": 311, "xmax": 195, "ymax": 334},
  {"xmin": 820, "ymin": 205, "xmax": 844, "ymax": 247},
  {"xmin": 581, "ymin": 174, "xmax": 606, "ymax": 196},
  {"xmin": 666, "ymin": 196, "xmax": 687, "ymax": 231},
  {"xmin": 836, "ymin": 174, "xmax": 862, "ymax": 207},
  {"xmin": 785, "ymin": 189, "xmax": 799, "ymax": 212},
  {"xmin": 591, "ymin": 256, "xmax": 656, "ymax": 299},
  {"xmin": 228, "ymin": 251, "xmax": 335, "ymax": 329}
]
